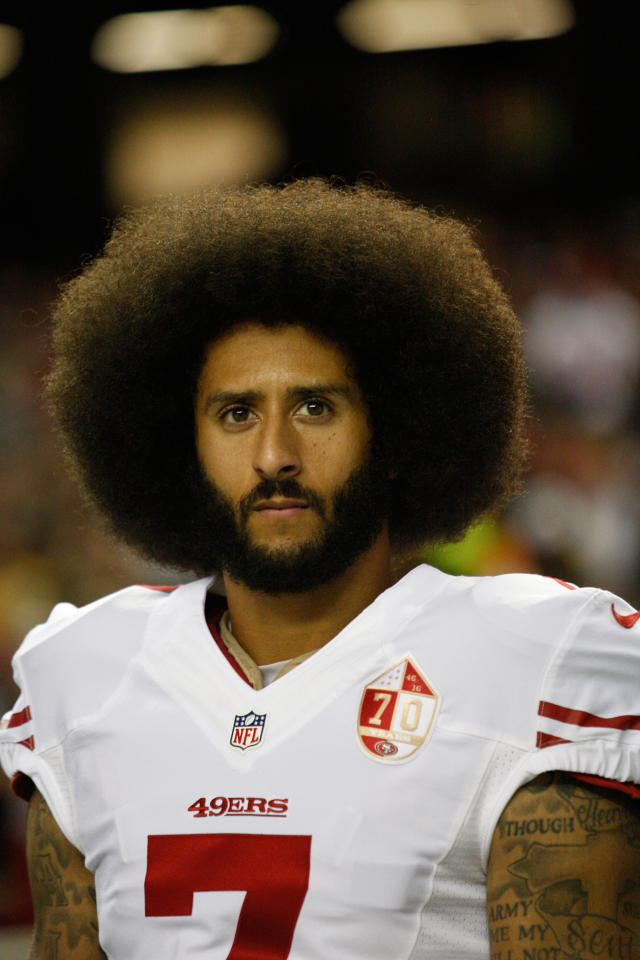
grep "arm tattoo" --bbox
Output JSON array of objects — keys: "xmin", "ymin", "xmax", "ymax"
[
  {"xmin": 27, "ymin": 790, "xmax": 107, "ymax": 959},
  {"xmin": 487, "ymin": 773, "xmax": 640, "ymax": 960}
]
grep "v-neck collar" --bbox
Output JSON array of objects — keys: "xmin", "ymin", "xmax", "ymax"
[{"xmin": 137, "ymin": 565, "xmax": 448, "ymax": 768}]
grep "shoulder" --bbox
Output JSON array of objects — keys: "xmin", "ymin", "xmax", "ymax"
[
  {"xmin": 470, "ymin": 570, "xmax": 640, "ymax": 711},
  {"xmin": 466, "ymin": 568, "xmax": 595, "ymax": 618},
  {"xmin": 477, "ymin": 574, "xmax": 640, "ymax": 808},
  {"xmin": 402, "ymin": 565, "xmax": 640, "ymax": 742},
  {"xmin": 425, "ymin": 565, "xmax": 640, "ymax": 685},
  {"xmin": 466, "ymin": 569, "xmax": 640, "ymax": 670},
  {"xmin": 17, "ymin": 581, "xmax": 177, "ymax": 666},
  {"xmin": 407, "ymin": 562, "xmax": 587, "ymax": 604},
  {"xmin": 9, "ymin": 579, "xmax": 212, "ymax": 752},
  {"xmin": 406, "ymin": 564, "xmax": 602, "ymax": 641}
]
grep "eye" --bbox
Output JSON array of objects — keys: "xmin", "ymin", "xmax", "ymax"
[
  {"xmin": 299, "ymin": 398, "xmax": 331, "ymax": 418},
  {"xmin": 220, "ymin": 405, "xmax": 256, "ymax": 425}
]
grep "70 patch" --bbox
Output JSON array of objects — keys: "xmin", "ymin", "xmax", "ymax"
[{"xmin": 358, "ymin": 656, "xmax": 440, "ymax": 762}]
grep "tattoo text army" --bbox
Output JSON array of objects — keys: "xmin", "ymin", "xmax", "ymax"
[{"xmin": 488, "ymin": 773, "xmax": 640, "ymax": 960}]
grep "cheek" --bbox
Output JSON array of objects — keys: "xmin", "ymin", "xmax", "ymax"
[
  {"xmin": 196, "ymin": 425, "xmax": 255, "ymax": 500},
  {"xmin": 317, "ymin": 431, "xmax": 369, "ymax": 482},
  {"xmin": 195, "ymin": 422, "xmax": 231, "ymax": 488},
  {"xmin": 338, "ymin": 420, "xmax": 371, "ymax": 463}
]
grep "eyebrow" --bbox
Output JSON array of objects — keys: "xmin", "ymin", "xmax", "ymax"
[{"xmin": 202, "ymin": 382, "xmax": 354, "ymax": 415}]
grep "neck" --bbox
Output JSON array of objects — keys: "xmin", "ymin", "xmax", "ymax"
[{"xmin": 222, "ymin": 528, "xmax": 393, "ymax": 665}]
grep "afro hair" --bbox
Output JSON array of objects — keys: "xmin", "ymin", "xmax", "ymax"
[{"xmin": 46, "ymin": 178, "xmax": 529, "ymax": 573}]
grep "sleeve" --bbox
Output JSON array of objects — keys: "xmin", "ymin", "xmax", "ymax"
[
  {"xmin": 0, "ymin": 689, "xmax": 36, "ymax": 798},
  {"xmin": 0, "ymin": 584, "xmax": 176, "ymax": 852},
  {"xmin": 533, "ymin": 587, "xmax": 640, "ymax": 784},
  {"xmin": 0, "ymin": 610, "xmax": 83, "ymax": 849},
  {"xmin": 480, "ymin": 585, "xmax": 640, "ymax": 864}
]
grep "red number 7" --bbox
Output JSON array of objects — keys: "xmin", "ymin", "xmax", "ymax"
[{"xmin": 145, "ymin": 833, "xmax": 312, "ymax": 960}]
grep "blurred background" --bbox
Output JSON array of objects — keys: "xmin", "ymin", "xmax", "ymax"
[{"xmin": 1, "ymin": 0, "xmax": 639, "ymax": 949}]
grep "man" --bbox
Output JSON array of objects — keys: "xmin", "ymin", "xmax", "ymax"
[{"xmin": 1, "ymin": 178, "xmax": 639, "ymax": 959}]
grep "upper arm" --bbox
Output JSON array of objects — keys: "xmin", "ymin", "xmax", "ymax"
[
  {"xmin": 487, "ymin": 772, "xmax": 640, "ymax": 959},
  {"xmin": 26, "ymin": 788, "xmax": 106, "ymax": 960}
]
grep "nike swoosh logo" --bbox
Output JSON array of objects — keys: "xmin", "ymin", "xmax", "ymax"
[{"xmin": 611, "ymin": 603, "xmax": 640, "ymax": 628}]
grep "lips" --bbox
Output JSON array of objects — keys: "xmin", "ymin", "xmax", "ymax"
[
  {"xmin": 253, "ymin": 499, "xmax": 309, "ymax": 517},
  {"xmin": 255, "ymin": 498, "xmax": 307, "ymax": 510}
]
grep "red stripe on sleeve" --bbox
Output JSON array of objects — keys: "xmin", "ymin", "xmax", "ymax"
[
  {"xmin": 8, "ymin": 706, "xmax": 32, "ymax": 728},
  {"xmin": 139, "ymin": 584, "xmax": 179, "ymax": 593},
  {"xmin": 18, "ymin": 736, "xmax": 35, "ymax": 751},
  {"xmin": 570, "ymin": 773, "xmax": 640, "ymax": 800},
  {"xmin": 538, "ymin": 700, "xmax": 640, "ymax": 731},
  {"xmin": 536, "ymin": 731, "xmax": 571, "ymax": 748}
]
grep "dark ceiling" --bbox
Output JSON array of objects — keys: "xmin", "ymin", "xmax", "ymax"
[{"xmin": 0, "ymin": 1, "xmax": 636, "ymax": 271}]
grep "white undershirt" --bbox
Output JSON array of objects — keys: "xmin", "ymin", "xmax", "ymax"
[
  {"xmin": 258, "ymin": 659, "xmax": 292, "ymax": 686},
  {"xmin": 218, "ymin": 609, "xmax": 316, "ymax": 689}
]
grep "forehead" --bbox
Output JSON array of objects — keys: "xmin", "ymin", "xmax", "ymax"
[{"xmin": 198, "ymin": 322, "xmax": 355, "ymax": 390}]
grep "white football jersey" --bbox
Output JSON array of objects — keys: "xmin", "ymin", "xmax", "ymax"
[{"xmin": 2, "ymin": 564, "xmax": 640, "ymax": 959}]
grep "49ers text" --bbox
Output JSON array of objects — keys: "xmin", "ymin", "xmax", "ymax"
[{"xmin": 188, "ymin": 796, "xmax": 289, "ymax": 818}]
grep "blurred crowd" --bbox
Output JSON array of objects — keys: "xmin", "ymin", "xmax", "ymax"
[
  {"xmin": 2, "ymin": 215, "xmax": 640, "ymax": 925},
  {"xmin": 0, "ymin": 268, "xmax": 170, "ymax": 925},
  {"xmin": 425, "ymin": 216, "xmax": 640, "ymax": 608}
]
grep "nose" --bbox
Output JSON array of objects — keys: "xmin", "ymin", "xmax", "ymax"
[{"xmin": 252, "ymin": 415, "xmax": 301, "ymax": 480}]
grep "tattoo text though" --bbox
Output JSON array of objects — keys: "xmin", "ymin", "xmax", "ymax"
[{"xmin": 488, "ymin": 773, "xmax": 640, "ymax": 960}]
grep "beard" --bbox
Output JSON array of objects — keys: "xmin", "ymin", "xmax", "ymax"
[{"xmin": 193, "ymin": 448, "xmax": 389, "ymax": 595}]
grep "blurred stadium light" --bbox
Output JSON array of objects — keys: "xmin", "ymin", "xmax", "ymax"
[
  {"xmin": 91, "ymin": 5, "xmax": 281, "ymax": 72},
  {"xmin": 336, "ymin": 0, "xmax": 575, "ymax": 52},
  {"xmin": 105, "ymin": 92, "xmax": 287, "ymax": 203},
  {"xmin": 0, "ymin": 23, "xmax": 22, "ymax": 79}
]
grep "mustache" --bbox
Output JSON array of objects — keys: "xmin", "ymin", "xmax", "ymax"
[{"xmin": 239, "ymin": 478, "xmax": 325, "ymax": 521}]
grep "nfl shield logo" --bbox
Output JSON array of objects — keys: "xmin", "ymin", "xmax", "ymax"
[
  {"xmin": 230, "ymin": 711, "xmax": 267, "ymax": 751},
  {"xmin": 358, "ymin": 655, "xmax": 440, "ymax": 762}
]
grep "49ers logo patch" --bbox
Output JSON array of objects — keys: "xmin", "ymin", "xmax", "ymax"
[{"xmin": 358, "ymin": 656, "xmax": 440, "ymax": 762}]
